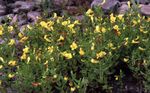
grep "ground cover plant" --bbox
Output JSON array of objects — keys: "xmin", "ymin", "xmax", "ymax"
[{"xmin": 0, "ymin": 6, "xmax": 150, "ymax": 93}]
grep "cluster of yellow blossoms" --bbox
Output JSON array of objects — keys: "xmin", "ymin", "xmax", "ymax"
[{"xmin": 21, "ymin": 46, "xmax": 29, "ymax": 60}]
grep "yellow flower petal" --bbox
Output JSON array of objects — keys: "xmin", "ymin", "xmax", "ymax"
[
  {"xmin": 96, "ymin": 51, "xmax": 106, "ymax": 59},
  {"xmin": 61, "ymin": 51, "xmax": 73, "ymax": 59},
  {"xmin": 8, "ymin": 39, "xmax": 15, "ymax": 45},
  {"xmin": 8, "ymin": 60, "xmax": 17, "ymax": 66},
  {"xmin": 79, "ymin": 48, "xmax": 85, "ymax": 56},
  {"xmin": 70, "ymin": 42, "xmax": 78, "ymax": 50},
  {"xmin": 91, "ymin": 58, "xmax": 99, "ymax": 64}
]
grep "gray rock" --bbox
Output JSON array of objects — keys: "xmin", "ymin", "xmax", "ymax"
[
  {"xmin": 11, "ymin": 1, "xmax": 35, "ymax": 13},
  {"xmin": 18, "ymin": 19, "xmax": 27, "ymax": 26},
  {"xmin": 140, "ymin": 5, "xmax": 150, "ymax": 16},
  {"xmin": 91, "ymin": 0, "xmax": 104, "ymax": 8},
  {"xmin": 118, "ymin": 3, "xmax": 129, "ymax": 14},
  {"xmin": 27, "ymin": 11, "xmax": 41, "ymax": 22},
  {"xmin": 135, "ymin": 0, "xmax": 150, "ymax": 4},
  {"xmin": 91, "ymin": 0, "xmax": 120, "ymax": 13},
  {"xmin": 53, "ymin": 0, "xmax": 68, "ymax": 7},
  {"xmin": 0, "ymin": 5, "xmax": 6, "ymax": 16},
  {"xmin": 0, "ymin": 10, "xmax": 5, "ymax": 16}
]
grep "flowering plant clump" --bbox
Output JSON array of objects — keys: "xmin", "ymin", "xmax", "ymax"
[{"xmin": 0, "ymin": 8, "xmax": 150, "ymax": 92}]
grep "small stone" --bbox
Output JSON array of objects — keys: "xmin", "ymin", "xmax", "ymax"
[
  {"xmin": 91, "ymin": 0, "xmax": 120, "ymax": 13},
  {"xmin": 27, "ymin": 11, "xmax": 41, "ymax": 22},
  {"xmin": 135, "ymin": 0, "xmax": 149, "ymax": 4},
  {"xmin": 0, "ymin": 5, "xmax": 6, "ymax": 16},
  {"xmin": 13, "ymin": 1, "xmax": 35, "ymax": 12},
  {"xmin": 140, "ymin": 5, "xmax": 150, "ymax": 16},
  {"xmin": 18, "ymin": 20, "xmax": 27, "ymax": 26},
  {"xmin": 0, "ymin": 10, "xmax": 5, "ymax": 16},
  {"xmin": 65, "ymin": 6, "xmax": 81, "ymax": 15},
  {"xmin": 118, "ymin": 4, "xmax": 129, "ymax": 14},
  {"xmin": 53, "ymin": 0, "xmax": 68, "ymax": 7},
  {"xmin": 91, "ymin": 0, "xmax": 104, "ymax": 8}
]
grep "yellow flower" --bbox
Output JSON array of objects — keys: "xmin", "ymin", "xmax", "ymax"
[
  {"xmin": 40, "ymin": 21, "xmax": 47, "ymax": 28},
  {"xmin": 69, "ymin": 82, "xmax": 73, "ymax": 86},
  {"xmin": 86, "ymin": 9, "xmax": 94, "ymax": 16},
  {"xmin": 18, "ymin": 33, "xmax": 23, "ymax": 38},
  {"xmin": 110, "ymin": 13, "xmax": 116, "ymax": 23},
  {"xmin": 61, "ymin": 51, "xmax": 72, "ymax": 59},
  {"xmin": 96, "ymin": 51, "xmax": 106, "ymax": 59},
  {"xmin": 124, "ymin": 37, "xmax": 129, "ymax": 46},
  {"xmin": 23, "ymin": 47, "xmax": 29, "ymax": 54},
  {"xmin": 21, "ymin": 53, "xmax": 27, "ymax": 60},
  {"xmin": 53, "ymin": 13, "xmax": 57, "ymax": 18},
  {"xmin": 27, "ymin": 25, "xmax": 32, "ymax": 30},
  {"xmin": 0, "ymin": 65, "xmax": 3, "ymax": 69},
  {"xmin": 90, "ymin": 16, "xmax": 94, "ymax": 23},
  {"xmin": 0, "ymin": 57, "xmax": 4, "ymax": 63},
  {"xmin": 0, "ymin": 25, "xmax": 3, "ymax": 36},
  {"xmin": 94, "ymin": 25, "xmax": 100, "ymax": 33},
  {"xmin": 140, "ymin": 26, "xmax": 148, "ymax": 33},
  {"xmin": 91, "ymin": 43, "xmax": 95, "ymax": 50},
  {"xmin": 133, "ymin": 20, "xmax": 137, "ymax": 26},
  {"xmin": 70, "ymin": 42, "xmax": 78, "ymax": 50},
  {"xmin": 62, "ymin": 20, "xmax": 70, "ymax": 26},
  {"xmin": 138, "ymin": 47, "xmax": 146, "ymax": 51},
  {"xmin": 64, "ymin": 76, "xmax": 68, "ymax": 81},
  {"xmin": 44, "ymin": 35, "xmax": 51, "ymax": 42},
  {"xmin": 113, "ymin": 25, "xmax": 119, "ymax": 31},
  {"xmin": 127, "ymin": 1, "xmax": 131, "ymax": 8},
  {"xmin": 91, "ymin": 58, "xmax": 99, "ymax": 64},
  {"xmin": 101, "ymin": 27, "xmax": 106, "ymax": 33},
  {"xmin": 8, "ymin": 26, "xmax": 14, "ymax": 32},
  {"xmin": 57, "ymin": 35, "xmax": 64, "ymax": 41},
  {"xmin": 114, "ymin": 75, "xmax": 119, "ymax": 80},
  {"xmin": 107, "ymin": 42, "xmax": 113, "ymax": 48},
  {"xmin": 8, "ymin": 74, "xmax": 15, "ymax": 78},
  {"xmin": 131, "ymin": 40, "xmax": 140, "ymax": 44},
  {"xmin": 47, "ymin": 21, "xmax": 54, "ymax": 26},
  {"xmin": 123, "ymin": 58, "xmax": 129, "ymax": 62},
  {"xmin": 44, "ymin": 60, "xmax": 48, "ymax": 65},
  {"xmin": 68, "ymin": 24, "xmax": 75, "ymax": 29},
  {"xmin": 53, "ymin": 75, "xmax": 57, "ymax": 78},
  {"xmin": 0, "ymin": 30, "xmax": 3, "ymax": 36},
  {"xmin": 48, "ymin": 46, "xmax": 54, "ymax": 53},
  {"xmin": 8, "ymin": 39, "xmax": 15, "ymax": 45},
  {"xmin": 50, "ymin": 57, "xmax": 54, "ymax": 61},
  {"xmin": 47, "ymin": 21, "xmax": 54, "ymax": 29},
  {"xmin": 117, "ymin": 14, "xmax": 123, "ymax": 20},
  {"xmin": 131, "ymin": 36, "xmax": 140, "ymax": 44},
  {"xmin": 8, "ymin": 60, "xmax": 17, "ymax": 66},
  {"xmin": 0, "ymin": 80, "xmax": 2, "ymax": 85},
  {"xmin": 79, "ymin": 48, "xmax": 85, "ymax": 56},
  {"xmin": 27, "ymin": 57, "xmax": 30, "ymax": 64},
  {"xmin": 74, "ymin": 20, "xmax": 80, "ymax": 25},
  {"xmin": 70, "ymin": 87, "xmax": 76, "ymax": 92},
  {"xmin": 19, "ymin": 36, "xmax": 28, "ymax": 43}
]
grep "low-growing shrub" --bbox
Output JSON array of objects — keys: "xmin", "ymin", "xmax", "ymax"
[{"xmin": 0, "ymin": 7, "xmax": 150, "ymax": 92}]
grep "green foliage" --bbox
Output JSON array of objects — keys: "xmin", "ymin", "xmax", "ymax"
[{"xmin": 0, "ymin": 7, "xmax": 150, "ymax": 92}]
